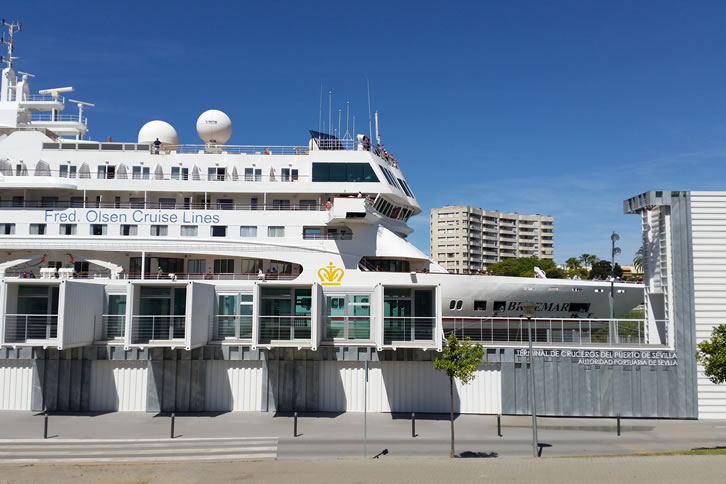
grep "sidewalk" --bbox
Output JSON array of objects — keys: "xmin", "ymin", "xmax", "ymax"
[{"xmin": 1, "ymin": 411, "xmax": 725, "ymax": 458}]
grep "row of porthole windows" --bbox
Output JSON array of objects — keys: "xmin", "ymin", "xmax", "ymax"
[
  {"xmin": 0, "ymin": 223, "xmax": 284, "ymax": 238},
  {"xmin": 448, "ymin": 291, "xmax": 627, "ymax": 312}
]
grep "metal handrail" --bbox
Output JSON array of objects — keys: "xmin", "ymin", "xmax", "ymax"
[
  {"xmin": 4, "ymin": 314, "xmax": 59, "ymax": 342},
  {"xmin": 442, "ymin": 317, "xmax": 663, "ymax": 346},
  {"xmin": 258, "ymin": 315, "xmax": 312, "ymax": 343},
  {"xmin": 383, "ymin": 316, "xmax": 436, "ymax": 343},
  {"xmin": 214, "ymin": 314, "xmax": 253, "ymax": 340},
  {"xmin": 0, "ymin": 199, "xmax": 325, "ymax": 211},
  {"xmin": 31, "ymin": 113, "xmax": 87, "ymax": 124},
  {"xmin": 100, "ymin": 314, "xmax": 126, "ymax": 339},
  {"xmin": 131, "ymin": 315, "xmax": 185, "ymax": 343}
]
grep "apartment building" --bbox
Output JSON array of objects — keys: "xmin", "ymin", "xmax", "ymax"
[{"xmin": 430, "ymin": 205, "xmax": 554, "ymax": 274}]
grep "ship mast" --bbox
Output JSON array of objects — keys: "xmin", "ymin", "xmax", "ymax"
[{"xmin": 0, "ymin": 19, "xmax": 22, "ymax": 69}]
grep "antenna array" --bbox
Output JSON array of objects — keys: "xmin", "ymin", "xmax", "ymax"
[{"xmin": 0, "ymin": 19, "xmax": 22, "ymax": 69}]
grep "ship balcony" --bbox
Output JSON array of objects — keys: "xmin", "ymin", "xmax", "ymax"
[
  {"xmin": 0, "ymin": 279, "xmax": 100, "ymax": 349},
  {"xmin": 327, "ymin": 197, "xmax": 378, "ymax": 224},
  {"xmin": 29, "ymin": 113, "xmax": 88, "ymax": 137},
  {"xmin": 18, "ymin": 95, "xmax": 65, "ymax": 112}
]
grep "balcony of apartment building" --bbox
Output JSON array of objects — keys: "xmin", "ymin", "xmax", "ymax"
[{"xmin": 1, "ymin": 278, "xmax": 100, "ymax": 349}]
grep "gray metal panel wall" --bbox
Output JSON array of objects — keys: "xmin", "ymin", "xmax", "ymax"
[{"xmin": 500, "ymin": 192, "xmax": 698, "ymax": 418}]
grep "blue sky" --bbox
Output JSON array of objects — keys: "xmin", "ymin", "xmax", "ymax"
[{"xmin": 5, "ymin": 1, "xmax": 726, "ymax": 266}]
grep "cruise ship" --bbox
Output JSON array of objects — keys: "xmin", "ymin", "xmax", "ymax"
[{"xmin": 0, "ymin": 23, "xmax": 651, "ymax": 415}]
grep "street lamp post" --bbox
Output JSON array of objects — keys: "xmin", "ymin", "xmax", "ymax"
[
  {"xmin": 610, "ymin": 232, "xmax": 621, "ymax": 344},
  {"xmin": 522, "ymin": 301, "xmax": 538, "ymax": 457}
]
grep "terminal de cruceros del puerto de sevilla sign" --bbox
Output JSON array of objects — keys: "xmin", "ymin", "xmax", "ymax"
[{"xmin": 318, "ymin": 262, "xmax": 344, "ymax": 286}]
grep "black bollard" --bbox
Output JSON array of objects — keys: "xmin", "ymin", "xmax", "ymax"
[
  {"xmin": 43, "ymin": 411, "xmax": 48, "ymax": 439},
  {"xmin": 411, "ymin": 412, "xmax": 416, "ymax": 438},
  {"xmin": 294, "ymin": 412, "xmax": 298, "ymax": 437},
  {"xmin": 170, "ymin": 412, "xmax": 175, "ymax": 439},
  {"xmin": 617, "ymin": 413, "xmax": 621, "ymax": 436},
  {"xmin": 497, "ymin": 414, "xmax": 502, "ymax": 437}
]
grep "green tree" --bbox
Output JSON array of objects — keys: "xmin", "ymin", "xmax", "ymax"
[
  {"xmin": 565, "ymin": 257, "xmax": 581, "ymax": 271},
  {"xmin": 588, "ymin": 260, "xmax": 623, "ymax": 280},
  {"xmin": 633, "ymin": 246, "xmax": 645, "ymax": 274},
  {"xmin": 578, "ymin": 253, "xmax": 598, "ymax": 267},
  {"xmin": 696, "ymin": 324, "xmax": 726, "ymax": 384},
  {"xmin": 434, "ymin": 333, "xmax": 484, "ymax": 458},
  {"xmin": 486, "ymin": 257, "xmax": 560, "ymax": 278}
]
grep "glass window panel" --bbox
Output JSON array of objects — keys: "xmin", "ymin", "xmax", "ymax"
[
  {"xmin": 240, "ymin": 226, "xmax": 257, "ymax": 237},
  {"xmin": 181, "ymin": 225, "xmax": 198, "ymax": 236}
]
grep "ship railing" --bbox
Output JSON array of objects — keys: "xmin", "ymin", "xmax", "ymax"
[
  {"xmin": 173, "ymin": 144, "xmax": 312, "ymax": 155},
  {"xmin": 23, "ymin": 94, "xmax": 65, "ymax": 102},
  {"xmin": 442, "ymin": 317, "xmax": 662, "ymax": 346},
  {"xmin": 383, "ymin": 316, "xmax": 436, "ymax": 344},
  {"xmin": 123, "ymin": 272, "xmax": 298, "ymax": 281},
  {"xmin": 258, "ymin": 315, "xmax": 312, "ymax": 343},
  {"xmin": 0, "ymin": 199, "xmax": 326, "ymax": 211},
  {"xmin": 213, "ymin": 315, "xmax": 253, "ymax": 341},
  {"xmin": 4, "ymin": 314, "xmax": 58, "ymax": 343},
  {"xmin": 99, "ymin": 314, "xmax": 126, "ymax": 340},
  {"xmin": 31, "ymin": 113, "xmax": 88, "ymax": 124},
  {"xmin": 130, "ymin": 315, "xmax": 185, "ymax": 343}
]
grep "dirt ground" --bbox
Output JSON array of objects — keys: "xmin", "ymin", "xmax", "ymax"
[{"xmin": 1, "ymin": 455, "xmax": 726, "ymax": 484}]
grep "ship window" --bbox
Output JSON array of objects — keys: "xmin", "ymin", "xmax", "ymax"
[
  {"xmin": 493, "ymin": 301, "xmax": 506, "ymax": 312},
  {"xmin": 397, "ymin": 178, "xmax": 413, "ymax": 197},
  {"xmin": 474, "ymin": 301, "xmax": 487, "ymax": 311},
  {"xmin": 171, "ymin": 167, "xmax": 189, "ymax": 180},
  {"xmin": 211, "ymin": 226, "xmax": 227, "ymax": 237},
  {"xmin": 216, "ymin": 199, "xmax": 234, "ymax": 210},
  {"xmin": 213, "ymin": 259, "xmax": 234, "ymax": 273},
  {"xmin": 129, "ymin": 197, "xmax": 145, "ymax": 209},
  {"xmin": 240, "ymin": 226, "xmax": 257, "ymax": 237},
  {"xmin": 29, "ymin": 224, "xmax": 46, "ymax": 235},
  {"xmin": 90, "ymin": 224, "xmax": 107, "ymax": 236},
  {"xmin": 455, "ymin": 300, "xmax": 463, "ymax": 310},
  {"xmin": 268, "ymin": 226, "xmax": 285, "ymax": 237},
  {"xmin": 150, "ymin": 225, "xmax": 168, "ymax": 236},
  {"xmin": 244, "ymin": 168, "xmax": 262, "ymax": 181},
  {"xmin": 272, "ymin": 199, "xmax": 290, "ymax": 210},
  {"xmin": 159, "ymin": 198, "xmax": 177, "ymax": 209},
  {"xmin": 312, "ymin": 163, "xmax": 379, "ymax": 182},
  {"xmin": 0, "ymin": 223, "xmax": 16, "ymax": 235},
  {"xmin": 180, "ymin": 225, "xmax": 198, "ymax": 237},
  {"xmin": 187, "ymin": 259, "xmax": 205, "ymax": 274},
  {"xmin": 120, "ymin": 224, "xmax": 138, "ymax": 236},
  {"xmin": 303, "ymin": 227, "xmax": 322, "ymax": 240},
  {"xmin": 570, "ymin": 303, "xmax": 590, "ymax": 313},
  {"xmin": 59, "ymin": 224, "xmax": 76, "ymax": 235},
  {"xmin": 59, "ymin": 165, "xmax": 77, "ymax": 178},
  {"xmin": 449, "ymin": 300, "xmax": 456, "ymax": 310},
  {"xmin": 281, "ymin": 168, "xmax": 299, "ymax": 182},
  {"xmin": 132, "ymin": 166, "xmax": 150, "ymax": 180},
  {"xmin": 299, "ymin": 200, "xmax": 317, "ymax": 211}
]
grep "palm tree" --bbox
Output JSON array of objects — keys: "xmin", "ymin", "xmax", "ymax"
[
  {"xmin": 633, "ymin": 246, "xmax": 645, "ymax": 274},
  {"xmin": 565, "ymin": 257, "xmax": 581, "ymax": 271},
  {"xmin": 578, "ymin": 254, "xmax": 598, "ymax": 268}
]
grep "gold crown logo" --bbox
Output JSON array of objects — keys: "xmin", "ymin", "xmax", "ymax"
[{"xmin": 318, "ymin": 262, "xmax": 344, "ymax": 286}]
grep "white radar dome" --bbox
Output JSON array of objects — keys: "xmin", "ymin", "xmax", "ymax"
[
  {"xmin": 137, "ymin": 120, "xmax": 179, "ymax": 146},
  {"xmin": 196, "ymin": 109, "xmax": 232, "ymax": 144}
]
